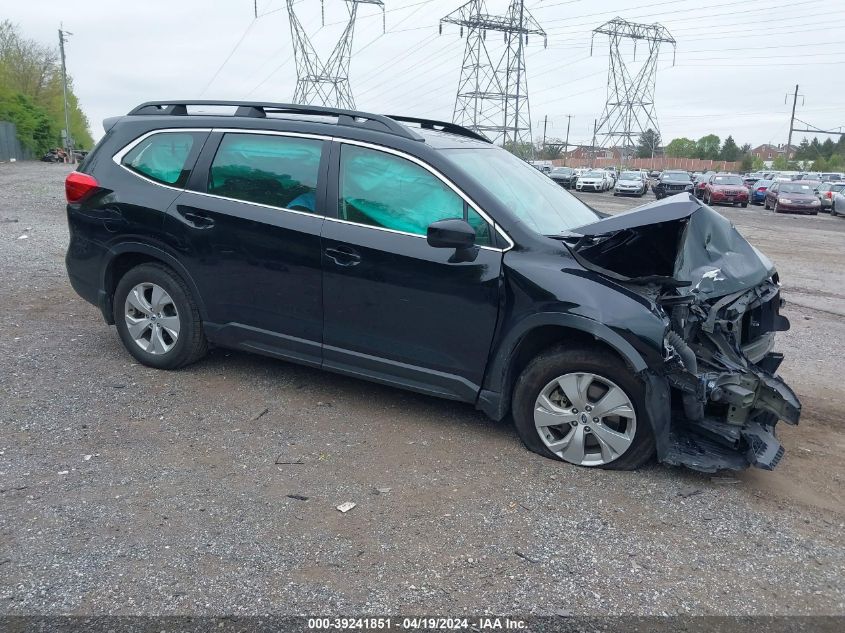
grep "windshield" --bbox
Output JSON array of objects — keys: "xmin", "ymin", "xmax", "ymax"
[
  {"xmin": 620, "ymin": 171, "xmax": 640, "ymax": 180},
  {"xmin": 713, "ymin": 175, "xmax": 743, "ymax": 185},
  {"xmin": 780, "ymin": 183, "xmax": 814, "ymax": 194},
  {"xmin": 443, "ymin": 148, "xmax": 599, "ymax": 234},
  {"xmin": 551, "ymin": 167, "xmax": 572, "ymax": 174},
  {"xmin": 583, "ymin": 171, "xmax": 604, "ymax": 178},
  {"xmin": 664, "ymin": 171, "xmax": 690, "ymax": 181}
]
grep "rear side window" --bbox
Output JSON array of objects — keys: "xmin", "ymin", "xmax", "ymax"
[
  {"xmin": 208, "ymin": 133, "xmax": 324, "ymax": 212},
  {"xmin": 121, "ymin": 132, "xmax": 201, "ymax": 186},
  {"xmin": 339, "ymin": 144, "xmax": 492, "ymax": 246}
]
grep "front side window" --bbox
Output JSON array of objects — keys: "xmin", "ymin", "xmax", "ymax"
[
  {"xmin": 339, "ymin": 144, "xmax": 492, "ymax": 246},
  {"xmin": 122, "ymin": 132, "xmax": 200, "ymax": 186},
  {"xmin": 443, "ymin": 146, "xmax": 598, "ymax": 235},
  {"xmin": 209, "ymin": 133, "xmax": 324, "ymax": 212}
]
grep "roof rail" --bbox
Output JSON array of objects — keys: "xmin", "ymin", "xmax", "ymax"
[
  {"xmin": 386, "ymin": 115, "xmax": 491, "ymax": 144},
  {"xmin": 127, "ymin": 100, "xmax": 424, "ymax": 141}
]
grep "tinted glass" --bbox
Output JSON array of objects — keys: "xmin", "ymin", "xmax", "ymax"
[
  {"xmin": 832, "ymin": 183, "xmax": 845, "ymax": 192},
  {"xmin": 664, "ymin": 171, "xmax": 690, "ymax": 181},
  {"xmin": 122, "ymin": 132, "xmax": 197, "ymax": 185},
  {"xmin": 584, "ymin": 171, "xmax": 604, "ymax": 177},
  {"xmin": 209, "ymin": 133, "xmax": 323, "ymax": 212},
  {"xmin": 339, "ymin": 144, "xmax": 492, "ymax": 246},
  {"xmin": 713, "ymin": 175, "xmax": 743, "ymax": 185},
  {"xmin": 620, "ymin": 172, "xmax": 640, "ymax": 179},
  {"xmin": 443, "ymin": 147, "xmax": 598, "ymax": 235}
]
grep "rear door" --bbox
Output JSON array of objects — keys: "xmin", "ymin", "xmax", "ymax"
[
  {"xmin": 320, "ymin": 141, "xmax": 504, "ymax": 401},
  {"xmin": 162, "ymin": 130, "xmax": 329, "ymax": 366}
]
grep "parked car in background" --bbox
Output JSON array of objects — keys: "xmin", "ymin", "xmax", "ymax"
[
  {"xmin": 743, "ymin": 174, "xmax": 764, "ymax": 189},
  {"xmin": 764, "ymin": 181, "xmax": 820, "ymax": 214},
  {"xmin": 703, "ymin": 174, "xmax": 749, "ymax": 207},
  {"xmin": 693, "ymin": 171, "xmax": 715, "ymax": 198},
  {"xmin": 549, "ymin": 166, "xmax": 577, "ymax": 189},
  {"xmin": 821, "ymin": 172, "xmax": 843, "ymax": 182},
  {"xmin": 750, "ymin": 179, "xmax": 773, "ymax": 205},
  {"xmin": 614, "ymin": 170, "xmax": 647, "ymax": 197},
  {"xmin": 831, "ymin": 187, "xmax": 845, "ymax": 216},
  {"xmin": 575, "ymin": 170, "xmax": 610, "ymax": 192},
  {"xmin": 653, "ymin": 170, "xmax": 694, "ymax": 199},
  {"xmin": 648, "ymin": 170, "xmax": 661, "ymax": 178},
  {"xmin": 815, "ymin": 181, "xmax": 845, "ymax": 212}
]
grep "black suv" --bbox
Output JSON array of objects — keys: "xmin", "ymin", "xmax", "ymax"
[
  {"xmin": 653, "ymin": 170, "xmax": 694, "ymax": 199},
  {"xmin": 64, "ymin": 101, "xmax": 800, "ymax": 472}
]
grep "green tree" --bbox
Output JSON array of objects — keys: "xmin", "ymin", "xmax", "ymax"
[
  {"xmin": 720, "ymin": 135, "xmax": 739, "ymax": 161},
  {"xmin": 696, "ymin": 134, "xmax": 721, "ymax": 160},
  {"xmin": 0, "ymin": 20, "xmax": 92, "ymax": 151},
  {"xmin": 504, "ymin": 141, "xmax": 535, "ymax": 160},
  {"xmin": 752, "ymin": 156, "xmax": 765, "ymax": 171},
  {"xmin": 772, "ymin": 155, "xmax": 789, "ymax": 170},
  {"xmin": 821, "ymin": 138, "xmax": 835, "ymax": 159},
  {"xmin": 795, "ymin": 138, "xmax": 811, "ymax": 160},
  {"xmin": 636, "ymin": 128, "xmax": 661, "ymax": 158},
  {"xmin": 740, "ymin": 143, "xmax": 751, "ymax": 155},
  {"xmin": 536, "ymin": 138, "xmax": 565, "ymax": 160},
  {"xmin": 665, "ymin": 137, "xmax": 696, "ymax": 158},
  {"xmin": 740, "ymin": 154, "xmax": 753, "ymax": 172}
]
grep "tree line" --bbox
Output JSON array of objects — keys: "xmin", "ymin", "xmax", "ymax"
[{"xmin": 0, "ymin": 20, "xmax": 92, "ymax": 156}]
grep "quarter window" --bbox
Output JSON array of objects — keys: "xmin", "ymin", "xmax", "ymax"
[
  {"xmin": 121, "ymin": 132, "xmax": 201, "ymax": 186},
  {"xmin": 339, "ymin": 144, "xmax": 492, "ymax": 246},
  {"xmin": 209, "ymin": 133, "xmax": 324, "ymax": 212}
]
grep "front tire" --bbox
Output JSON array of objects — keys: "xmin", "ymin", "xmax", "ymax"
[
  {"xmin": 512, "ymin": 346, "xmax": 655, "ymax": 470},
  {"xmin": 113, "ymin": 263, "xmax": 208, "ymax": 369}
]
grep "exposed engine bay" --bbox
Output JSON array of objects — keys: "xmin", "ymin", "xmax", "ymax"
[{"xmin": 566, "ymin": 195, "xmax": 801, "ymax": 472}]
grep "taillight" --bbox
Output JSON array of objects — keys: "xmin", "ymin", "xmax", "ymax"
[
  {"xmin": 827, "ymin": 191, "xmax": 833, "ymax": 199},
  {"xmin": 65, "ymin": 171, "xmax": 100, "ymax": 204},
  {"xmin": 757, "ymin": 186, "xmax": 767, "ymax": 192}
]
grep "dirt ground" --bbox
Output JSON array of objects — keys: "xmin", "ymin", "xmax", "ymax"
[{"xmin": 0, "ymin": 162, "xmax": 843, "ymax": 616}]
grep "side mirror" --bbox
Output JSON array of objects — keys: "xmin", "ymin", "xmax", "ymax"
[{"xmin": 427, "ymin": 218, "xmax": 476, "ymax": 249}]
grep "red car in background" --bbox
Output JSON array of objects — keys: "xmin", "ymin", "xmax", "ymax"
[
  {"xmin": 703, "ymin": 173, "xmax": 749, "ymax": 207},
  {"xmin": 764, "ymin": 181, "xmax": 821, "ymax": 214},
  {"xmin": 693, "ymin": 171, "xmax": 715, "ymax": 198}
]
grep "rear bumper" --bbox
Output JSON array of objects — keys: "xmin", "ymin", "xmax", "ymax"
[{"xmin": 710, "ymin": 192, "xmax": 749, "ymax": 202}]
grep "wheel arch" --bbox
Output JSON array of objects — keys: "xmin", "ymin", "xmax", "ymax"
[
  {"xmin": 99, "ymin": 242, "xmax": 208, "ymax": 325},
  {"xmin": 476, "ymin": 313, "xmax": 649, "ymax": 421}
]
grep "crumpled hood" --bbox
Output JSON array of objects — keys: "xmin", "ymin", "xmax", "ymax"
[{"xmin": 566, "ymin": 193, "xmax": 775, "ymax": 298}]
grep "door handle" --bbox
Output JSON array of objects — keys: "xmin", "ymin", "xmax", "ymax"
[
  {"xmin": 325, "ymin": 246, "xmax": 361, "ymax": 267},
  {"xmin": 176, "ymin": 206, "xmax": 215, "ymax": 229}
]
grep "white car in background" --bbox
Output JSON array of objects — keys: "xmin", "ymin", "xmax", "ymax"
[
  {"xmin": 614, "ymin": 170, "xmax": 647, "ymax": 197},
  {"xmin": 575, "ymin": 169, "xmax": 610, "ymax": 192}
]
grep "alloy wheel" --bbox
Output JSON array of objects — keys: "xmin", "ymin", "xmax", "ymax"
[
  {"xmin": 533, "ymin": 372, "xmax": 637, "ymax": 466},
  {"xmin": 124, "ymin": 282, "xmax": 181, "ymax": 355}
]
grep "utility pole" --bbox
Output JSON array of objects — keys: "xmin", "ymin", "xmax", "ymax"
[
  {"xmin": 590, "ymin": 118, "xmax": 597, "ymax": 168},
  {"xmin": 254, "ymin": 0, "xmax": 258, "ymax": 18},
  {"xmin": 58, "ymin": 25, "xmax": 74, "ymax": 163},
  {"xmin": 786, "ymin": 84, "xmax": 802, "ymax": 156},
  {"xmin": 542, "ymin": 115, "xmax": 547, "ymax": 153},
  {"xmin": 563, "ymin": 114, "xmax": 571, "ymax": 166}
]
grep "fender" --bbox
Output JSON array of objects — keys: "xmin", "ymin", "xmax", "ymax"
[
  {"xmin": 98, "ymin": 241, "xmax": 209, "ymax": 324},
  {"xmin": 477, "ymin": 311, "xmax": 651, "ymax": 421}
]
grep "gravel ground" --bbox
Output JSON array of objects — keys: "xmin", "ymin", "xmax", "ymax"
[{"xmin": 1, "ymin": 162, "xmax": 843, "ymax": 616}]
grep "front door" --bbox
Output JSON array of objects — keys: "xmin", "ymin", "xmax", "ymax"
[
  {"xmin": 320, "ymin": 141, "xmax": 503, "ymax": 401},
  {"xmin": 164, "ymin": 130, "xmax": 328, "ymax": 366}
]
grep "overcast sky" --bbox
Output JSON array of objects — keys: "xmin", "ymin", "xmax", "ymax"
[{"xmin": 8, "ymin": 0, "xmax": 845, "ymax": 147}]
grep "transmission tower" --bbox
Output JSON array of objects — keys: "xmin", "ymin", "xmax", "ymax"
[
  {"xmin": 590, "ymin": 18, "xmax": 675, "ymax": 159},
  {"xmin": 287, "ymin": 0, "xmax": 385, "ymax": 109},
  {"xmin": 441, "ymin": 0, "xmax": 546, "ymax": 150}
]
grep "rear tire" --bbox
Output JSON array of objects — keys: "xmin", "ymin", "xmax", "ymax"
[
  {"xmin": 741, "ymin": 202, "xmax": 747, "ymax": 208},
  {"xmin": 113, "ymin": 263, "xmax": 208, "ymax": 369},
  {"xmin": 512, "ymin": 345, "xmax": 656, "ymax": 470}
]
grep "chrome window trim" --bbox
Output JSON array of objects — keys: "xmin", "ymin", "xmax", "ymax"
[
  {"xmin": 112, "ymin": 128, "xmax": 213, "ymax": 191},
  {"xmin": 110, "ymin": 127, "xmax": 514, "ymax": 251},
  {"xmin": 334, "ymin": 138, "xmax": 514, "ymax": 252}
]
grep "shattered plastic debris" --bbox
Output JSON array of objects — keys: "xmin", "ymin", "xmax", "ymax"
[{"xmin": 336, "ymin": 501, "xmax": 356, "ymax": 513}]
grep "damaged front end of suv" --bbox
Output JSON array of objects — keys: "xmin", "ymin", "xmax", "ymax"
[{"xmin": 566, "ymin": 194, "xmax": 801, "ymax": 472}]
